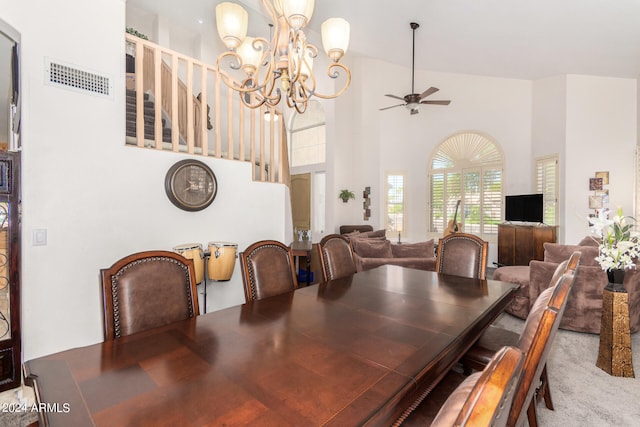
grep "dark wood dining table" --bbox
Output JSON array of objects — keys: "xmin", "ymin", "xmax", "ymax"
[{"xmin": 24, "ymin": 265, "xmax": 518, "ymax": 427}]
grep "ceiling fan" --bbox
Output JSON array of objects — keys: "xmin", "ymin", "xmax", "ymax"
[{"xmin": 379, "ymin": 22, "xmax": 451, "ymax": 115}]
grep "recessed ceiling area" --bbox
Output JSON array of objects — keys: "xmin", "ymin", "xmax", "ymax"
[{"xmin": 127, "ymin": 0, "xmax": 640, "ymax": 81}]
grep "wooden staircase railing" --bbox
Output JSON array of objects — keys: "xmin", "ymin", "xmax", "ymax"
[{"xmin": 125, "ymin": 34, "xmax": 288, "ymax": 185}]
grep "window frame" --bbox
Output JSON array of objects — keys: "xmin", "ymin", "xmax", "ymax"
[
  {"xmin": 385, "ymin": 172, "xmax": 407, "ymax": 239},
  {"xmin": 427, "ymin": 132, "xmax": 504, "ymax": 243},
  {"xmin": 535, "ymin": 154, "xmax": 559, "ymax": 226}
]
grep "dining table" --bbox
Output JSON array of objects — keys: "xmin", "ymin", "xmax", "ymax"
[{"xmin": 23, "ymin": 265, "xmax": 518, "ymax": 427}]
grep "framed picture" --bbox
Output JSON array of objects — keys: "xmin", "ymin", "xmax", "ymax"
[
  {"xmin": 589, "ymin": 177, "xmax": 603, "ymax": 191},
  {"xmin": 0, "ymin": 160, "xmax": 11, "ymax": 194},
  {"xmin": 596, "ymin": 189, "xmax": 609, "ymax": 204},
  {"xmin": 589, "ymin": 195, "xmax": 603, "ymax": 209},
  {"xmin": 595, "ymin": 171, "xmax": 609, "ymax": 185}
]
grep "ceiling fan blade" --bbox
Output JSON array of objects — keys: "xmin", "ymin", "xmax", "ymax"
[
  {"xmin": 384, "ymin": 94, "xmax": 406, "ymax": 101},
  {"xmin": 379, "ymin": 104, "xmax": 406, "ymax": 111},
  {"xmin": 420, "ymin": 100, "xmax": 451, "ymax": 105},
  {"xmin": 419, "ymin": 87, "xmax": 439, "ymax": 99}
]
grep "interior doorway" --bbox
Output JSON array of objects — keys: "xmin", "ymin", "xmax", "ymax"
[
  {"xmin": 291, "ymin": 173, "xmax": 311, "ymax": 233},
  {"xmin": 289, "ymin": 101, "xmax": 326, "ymax": 241}
]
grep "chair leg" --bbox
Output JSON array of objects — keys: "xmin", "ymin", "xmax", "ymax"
[
  {"xmin": 527, "ymin": 398, "xmax": 539, "ymax": 427},
  {"xmin": 536, "ymin": 364, "xmax": 554, "ymax": 410}
]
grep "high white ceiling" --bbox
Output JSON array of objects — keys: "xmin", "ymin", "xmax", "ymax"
[{"xmin": 128, "ymin": 0, "xmax": 640, "ymax": 80}]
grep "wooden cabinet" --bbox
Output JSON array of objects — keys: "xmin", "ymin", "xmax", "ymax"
[{"xmin": 498, "ymin": 223, "xmax": 558, "ymax": 266}]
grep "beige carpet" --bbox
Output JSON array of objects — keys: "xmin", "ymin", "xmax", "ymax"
[{"xmin": 496, "ymin": 314, "xmax": 640, "ymax": 426}]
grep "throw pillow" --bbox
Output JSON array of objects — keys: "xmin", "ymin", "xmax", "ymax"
[
  {"xmin": 543, "ymin": 243, "xmax": 600, "ymax": 266},
  {"xmin": 352, "ymin": 238, "xmax": 393, "ymax": 258},
  {"xmin": 576, "ymin": 236, "xmax": 600, "ymax": 247},
  {"xmin": 362, "ymin": 229, "xmax": 387, "ymax": 238},
  {"xmin": 391, "ymin": 240, "xmax": 434, "ymax": 258}
]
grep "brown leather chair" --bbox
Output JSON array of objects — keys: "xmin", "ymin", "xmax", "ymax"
[
  {"xmin": 101, "ymin": 250, "xmax": 200, "ymax": 340},
  {"xmin": 239, "ymin": 240, "xmax": 298, "ymax": 302},
  {"xmin": 436, "ymin": 233, "xmax": 489, "ymax": 279},
  {"xmin": 463, "ymin": 252, "xmax": 580, "ymax": 427},
  {"xmin": 318, "ymin": 234, "xmax": 357, "ymax": 281},
  {"xmin": 430, "ymin": 346, "xmax": 525, "ymax": 427},
  {"xmin": 401, "ymin": 346, "xmax": 524, "ymax": 427}
]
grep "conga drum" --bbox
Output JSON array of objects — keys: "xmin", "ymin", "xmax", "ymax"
[
  {"xmin": 207, "ymin": 242, "xmax": 237, "ymax": 281},
  {"xmin": 173, "ymin": 243, "xmax": 204, "ymax": 284}
]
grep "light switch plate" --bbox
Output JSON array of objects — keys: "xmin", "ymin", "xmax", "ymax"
[{"xmin": 33, "ymin": 228, "xmax": 47, "ymax": 246}]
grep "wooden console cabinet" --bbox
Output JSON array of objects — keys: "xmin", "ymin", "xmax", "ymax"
[{"xmin": 498, "ymin": 223, "xmax": 558, "ymax": 266}]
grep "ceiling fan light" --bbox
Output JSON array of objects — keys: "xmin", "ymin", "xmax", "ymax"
[
  {"xmin": 281, "ymin": 0, "xmax": 314, "ymax": 30},
  {"xmin": 216, "ymin": 2, "xmax": 248, "ymax": 50},
  {"xmin": 321, "ymin": 18, "xmax": 350, "ymax": 62}
]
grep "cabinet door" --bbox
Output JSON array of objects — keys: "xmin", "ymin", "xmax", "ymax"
[
  {"xmin": 497, "ymin": 225, "xmax": 515, "ymax": 266},
  {"xmin": 514, "ymin": 226, "xmax": 536, "ymax": 265},
  {"xmin": 0, "ymin": 152, "xmax": 20, "ymax": 392}
]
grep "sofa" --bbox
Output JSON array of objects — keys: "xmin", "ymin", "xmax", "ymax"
[
  {"xmin": 347, "ymin": 233, "xmax": 436, "ymax": 272},
  {"xmin": 495, "ymin": 239, "xmax": 640, "ymax": 334}
]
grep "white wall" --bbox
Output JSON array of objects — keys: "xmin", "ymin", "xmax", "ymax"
[
  {"xmin": 532, "ymin": 75, "xmax": 637, "ymax": 244},
  {"xmin": 2, "ymin": 0, "xmax": 287, "ymax": 361},
  {"xmin": 337, "ymin": 57, "xmax": 533, "ymax": 265},
  {"xmin": 532, "ymin": 76, "xmax": 567, "ymax": 241},
  {"xmin": 564, "ymin": 75, "xmax": 637, "ymax": 243}
]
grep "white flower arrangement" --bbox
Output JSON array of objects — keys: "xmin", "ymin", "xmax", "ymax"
[{"xmin": 588, "ymin": 207, "xmax": 640, "ymax": 271}]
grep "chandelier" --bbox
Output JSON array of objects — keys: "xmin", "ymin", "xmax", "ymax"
[{"xmin": 215, "ymin": 0, "xmax": 351, "ymax": 114}]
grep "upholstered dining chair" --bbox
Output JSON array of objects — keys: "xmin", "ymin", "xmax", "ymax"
[
  {"xmin": 430, "ymin": 346, "xmax": 524, "ymax": 427},
  {"xmin": 318, "ymin": 234, "xmax": 357, "ymax": 281},
  {"xmin": 239, "ymin": 240, "xmax": 299, "ymax": 302},
  {"xmin": 100, "ymin": 250, "xmax": 200, "ymax": 340},
  {"xmin": 400, "ymin": 346, "xmax": 524, "ymax": 427},
  {"xmin": 463, "ymin": 251, "xmax": 580, "ymax": 427},
  {"xmin": 436, "ymin": 232, "xmax": 489, "ymax": 279}
]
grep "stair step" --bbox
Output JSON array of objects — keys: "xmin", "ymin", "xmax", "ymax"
[
  {"xmin": 126, "ymin": 99, "xmax": 155, "ymax": 109},
  {"xmin": 126, "ymin": 90, "xmax": 149, "ymax": 100},
  {"xmin": 126, "ymin": 112, "xmax": 166, "ymax": 127}
]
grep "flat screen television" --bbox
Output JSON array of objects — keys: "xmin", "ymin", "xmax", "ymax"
[{"xmin": 505, "ymin": 193, "xmax": 544, "ymax": 223}]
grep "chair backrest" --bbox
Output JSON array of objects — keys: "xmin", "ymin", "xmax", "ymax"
[
  {"xmin": 436, "ymin": 233, "xmax": 489, "ymax": 279},
  {"xmin": 239, "ymin": 240, "xmax": 299, "ymax": 302},
  {"xmin": 100, "ymin": 250, "xmax": 200, "ymax": 340},
  {"xmin": 318, "ymin": 234, "xmax": 357, "ymax": 281},
  {"xmin": 509, "ymin": 252, "xmax": 580, "ymax": 426},
  {"xmin": 431, "ymin": 346, "xmax": 525, "ymax": 427}
]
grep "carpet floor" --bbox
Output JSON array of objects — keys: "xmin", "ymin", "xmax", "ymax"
[{"xmin": 496, "ymin": 313, "xmax": 640, "ymax": 426}]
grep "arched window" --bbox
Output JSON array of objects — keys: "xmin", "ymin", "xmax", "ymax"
[{"xmin": 428, "ymin": 132, "xmax": 504, "ymax": 241}]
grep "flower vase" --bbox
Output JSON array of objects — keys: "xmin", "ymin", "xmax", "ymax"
[{"xmin": 605, "ymin": 268, "xmax": 626, "ymax": 292}]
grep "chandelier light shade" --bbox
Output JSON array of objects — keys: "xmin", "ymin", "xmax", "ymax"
[
  {"xmin": 281, "ymin": 0, "xmax": 315, "ymax": 30},
  {"xmin": 215, "ymin": 2, "xmax": 248, "ymax": 50},
  {"xmin": 321, "ymin": 18, "xmax": 350, "ymax": 62},
  {"xmin": 215, "ymin": 0, "xmax": 351, "ymax": 114},
  {"xmin": 236, "ymin": 37, "xmax": 263, "ymax": 75}
]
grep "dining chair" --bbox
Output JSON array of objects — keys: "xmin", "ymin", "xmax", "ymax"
[
  {"xmin": 431, "ymin": 346, "xmax": 524, "ymax": 427},
  {"xmin": 400, "ymin": 346, "xmax": 524, "ymax": 427},
  {"xmin": 239, "ymin": 240, "xmax": 299, "ymax": 302},
  {"xmin": 436, "ymin": 232, "xmax": 489, "ymax": 279},
  {"xmin": 100, "ymin": 250, "xmax": 200, "ymax": 340},
  {"xmin": 318, "ymin": 234, "xmax": 357, "ymax": 281},
  {"xmin": 463, "ymin": 251, "xmax": 580, "ymax": 427}
]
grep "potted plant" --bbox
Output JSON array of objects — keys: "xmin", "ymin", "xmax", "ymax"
[{"xmin": 339, "ymin": 189, "xmax": 355, "ymax": 203}]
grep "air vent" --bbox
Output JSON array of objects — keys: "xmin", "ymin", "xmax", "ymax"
[{"xmin": 45, "ymin": 58, "xmax": 112, "ymax": 98}]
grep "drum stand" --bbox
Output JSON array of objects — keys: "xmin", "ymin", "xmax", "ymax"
[{"xmin": 201, "ymin": 250, "xmax": 211, "ymax": 314}]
